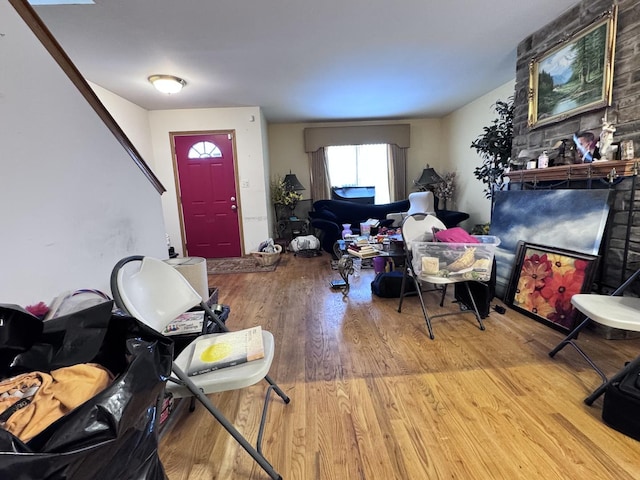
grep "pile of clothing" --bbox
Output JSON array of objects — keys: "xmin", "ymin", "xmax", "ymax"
[{"xmin": 0, "ymin": 364, "xmax": 113, "ymax": 442}]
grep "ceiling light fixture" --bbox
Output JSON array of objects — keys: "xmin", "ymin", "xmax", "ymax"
[{"xmin": 148, "ymin": 74, "xmax": 186, "ymax": 94}]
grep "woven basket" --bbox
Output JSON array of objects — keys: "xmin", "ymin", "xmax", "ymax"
[{"xmin": 251, "ymin": 244, "xmax": 282, "ymax": 266}]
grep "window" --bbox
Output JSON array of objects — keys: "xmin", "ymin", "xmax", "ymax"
[
  {"xmin": 188, "ymin": 141, "xmax": 222, "ymax": 159},
  {"xmin": 326, "ymin": 144, "xmax": 390, "ymax": 204}
]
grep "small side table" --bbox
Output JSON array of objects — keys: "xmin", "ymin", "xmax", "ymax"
[
  {"xmin": 277, "ymin": 217, "xmax": 310, "ymax": 243},
  {"xmin": 332, "ymin": 240, "xmax": 354, "ymax": 296}
]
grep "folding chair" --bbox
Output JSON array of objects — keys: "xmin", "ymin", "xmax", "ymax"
[
  {"xmin": 398, "ymin": 213, "xmax": 448, "ymax": 318},
  {"xmin": 549, "ymin": 267, "xmax": 640, "ymax": 405},
  {"xmin": 398, "ymin": 214, "xmax": 489, "ymax": 339},
  {"xmin": 110, "ymin": 256, "xmax": 290, "ymax": 480}
]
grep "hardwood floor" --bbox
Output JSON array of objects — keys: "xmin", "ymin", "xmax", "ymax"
[{"xmin": 159, "ymin": 253, "xmax": 640, "ymax": 479}]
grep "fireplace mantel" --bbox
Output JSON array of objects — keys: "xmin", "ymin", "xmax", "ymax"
[{"xmin": 506, "ymin": 159, "xmax": 639, "ymax": 185}]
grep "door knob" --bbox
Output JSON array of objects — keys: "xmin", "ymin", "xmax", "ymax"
[
  {"xmin": 231, "ymin": 205, "xmax": 237, "ymax": 210},
  {"xmin": 230, "ymin": 196, "xmax": 236, "ymax": 202}
]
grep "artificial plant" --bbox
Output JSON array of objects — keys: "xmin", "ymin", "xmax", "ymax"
[
  {"xmin": 470, "ymin": 98, "xmax": 514, "ymax": 199},
  {"xmin": 270, "ymin": 175, "xmax": 302, "ymax": 207}
]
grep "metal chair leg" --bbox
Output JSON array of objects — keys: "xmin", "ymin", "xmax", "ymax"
[
  {"xmin": 548, "ymin": 269, "xmax": 640, "ymax": 404},
  {"xmin": 462, "ymin": 282, "xmax": 485, "ymax": 331},
  {"xmin": 548, "ymin": 316, "xmax": 608, "ymax": 383},
  {"xmin": 398, "ymin": 268, "xmax": 409, "ymax": 313},
  {"xmin": 265, "ymin": 374, "xmax": 290, "ymax": 404},
  {"xmin": 548, "ymin": 316, "xmax": 591, "ymax": 357},
  {"xmin": 584, "ymin": 355, "xmax": 640, "ymax": 405},
  {"xmin": 439, "ymin": 284, "xmax": 447, "ymax": 307},
  {"xmin": 548, "ymin": 315, "xmax": 613, "ymax": 405},
  {"xmin": 171, "ymin": 365, "xmax": 284, "ymax": 480},
  {"xmin": 414, "ymin": 281, "xmax": 435, "ymax": 339}
]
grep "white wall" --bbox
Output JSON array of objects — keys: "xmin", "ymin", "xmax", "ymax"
[
  {"xmin": 0, "ymin": 3, "xmax": 167, "ymax": 306},
  {"xmin": 443, "ymin": 80, "xmax": 516, "ymax": 228},
  {"xmin": 148, "ymin": 107, "xmax": 271, "ymax": 256},
  {"xmin": 90, "ymin": 82, "xmax": 156, "ymax": 169}
]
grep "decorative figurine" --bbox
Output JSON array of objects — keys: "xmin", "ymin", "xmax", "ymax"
[{"xmin": 598, "ymin": 118, "xmax": 617, "ymax": 160}]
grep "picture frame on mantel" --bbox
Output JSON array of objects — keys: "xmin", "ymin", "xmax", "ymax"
[
  {"xmin": 505, "ymin": 242, "xmax": 599, "ymax": 333},
  {"xmin": 527, "ymin": 6, "xmax": 618, "ymax": 129}
]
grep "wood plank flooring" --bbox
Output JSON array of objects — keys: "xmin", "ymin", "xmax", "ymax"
[{"xmin": 159, "ymin": 253, "xmax": 640, "ymax": 479}]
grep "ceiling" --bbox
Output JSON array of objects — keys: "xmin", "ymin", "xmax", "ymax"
[{"xmin": 30, "ymin": 0, "xmax": 580, "ymax": 124}]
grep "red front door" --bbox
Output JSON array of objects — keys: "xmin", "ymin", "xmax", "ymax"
[{"xmin": 173, "ymin": 132, "xmax": 242, "ymax": 258}]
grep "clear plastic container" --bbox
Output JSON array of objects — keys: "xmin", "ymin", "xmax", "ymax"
[{"xmin": 411, "ymin": 235, "xmax": 500, "ymax": 282}]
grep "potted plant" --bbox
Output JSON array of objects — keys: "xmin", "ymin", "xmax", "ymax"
[
  {"xmin": 470, "ymin": 98, "xmax": 514, "ymax": 201},
  {"xmin": 271, "ymin": 175, "xmax": 302, "ymax": 219}
]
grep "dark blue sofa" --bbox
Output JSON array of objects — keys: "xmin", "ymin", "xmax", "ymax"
[
  {"xmin": 309, "ymin": 199, "xmax": 409, "ymax": 255},
  {"xmin": 309, "ymin": 198, "xmax": 469, "ymax": 256}
]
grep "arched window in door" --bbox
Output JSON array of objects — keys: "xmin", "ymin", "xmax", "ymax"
[{"xmin": 188, "ymin": 141, "xmax": 222, "ymax": 159}]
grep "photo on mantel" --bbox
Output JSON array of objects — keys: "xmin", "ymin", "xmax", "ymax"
[{"xmin": 489, "ymin": 189, "xmax": 611, "ymax": 299}]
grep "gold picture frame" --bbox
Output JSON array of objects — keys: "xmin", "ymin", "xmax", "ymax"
[{"xmin": 528, "ymin": 6, "xmax": 617, "ymax": 129}]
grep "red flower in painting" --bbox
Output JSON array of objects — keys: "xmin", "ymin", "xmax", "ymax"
[
  {"xmin": 540, "ymin": 269, "xmax": 585, "ymax": 307},
  {"xmin": 515, "ymin": 276, "xmax": 537, "ymax": 309},
  {"xmin": 529, "ymin": 291, "xmax": 555, "ymax": 319},
  {"xmin": 573, "ymin": 259, "xmax": 589, "ymax": 273},
  {"xmin": 520, "ymin": 253, "xmax": 552, "ymax": 289},
  {"xmin": 546, "ymin": 297, "xmax": 575, "ymax": 329}
]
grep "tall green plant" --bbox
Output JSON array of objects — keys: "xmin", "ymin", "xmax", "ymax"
[{"xmin": 470, "ymin": 98, "xmax": 514, "ymax": 199}]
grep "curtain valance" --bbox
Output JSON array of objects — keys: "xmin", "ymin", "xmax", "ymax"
[{"xmin": 303, "ymin": 124, "xmax": 410, "ymax": 152}]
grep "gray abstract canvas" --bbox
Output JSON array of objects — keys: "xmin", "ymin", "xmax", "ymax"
[{"xmin": 489, "ymin": 189, "xmax": 611, "ymax": 299}]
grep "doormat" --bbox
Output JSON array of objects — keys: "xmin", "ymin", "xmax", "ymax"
[{"xmin": 206, "ymin": 256, "xmax": 278, "ymax": 274}]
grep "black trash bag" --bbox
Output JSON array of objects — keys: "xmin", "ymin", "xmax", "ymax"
[
  {"xmin": 9, "ymin": 301, "xmax": 116, "ymax": 374},
  {"xmin": 0, "ymin": 304, "xmax": 43, "ymax": 379},
  {"xmin": 0, "ymin": 302, "xmax": 174, "ymax": 480}
]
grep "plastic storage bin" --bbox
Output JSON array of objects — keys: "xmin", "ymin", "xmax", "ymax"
[{"xmin": 411, "ymin": 235, "xmax": 500, "ymax": 282}]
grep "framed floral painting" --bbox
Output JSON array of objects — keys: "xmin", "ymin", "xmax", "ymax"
[{"xmin": 505, "ymin": 242, "xmax": 599, "ymax": 332}]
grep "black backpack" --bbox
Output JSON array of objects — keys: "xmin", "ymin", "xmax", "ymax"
[
  {"xmin": 371, "ymin": 271, "xmax": 415, "ymax": 298},
  {"xmin": 602, "ymin": 359, "xmax": 640, "ymax": 442}
]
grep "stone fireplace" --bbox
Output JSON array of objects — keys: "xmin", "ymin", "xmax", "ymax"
[{"xmin": 509, "ymin": 0, "xmax": 640, "ymax": 294}]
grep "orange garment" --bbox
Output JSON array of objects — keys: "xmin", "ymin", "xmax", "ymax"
[{"xmin": 0, "ymin": 363, "xmax": 113, "ymax": 442}]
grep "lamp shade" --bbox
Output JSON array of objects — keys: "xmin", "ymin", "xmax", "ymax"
[
  {"xmin": 148, "ymin": 74, "xmax": 186, "ymax": 94},
  {"xmin": 283, "ymin": 173, "xmax": 305, "ymax": 191},
  {"xmin": 415, "ymin": 167, "xmax": 443, "ymax": 186}
]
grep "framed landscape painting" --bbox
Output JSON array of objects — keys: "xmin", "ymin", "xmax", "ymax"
[
  {"xmin": 528, "ymin": 7, "xmax": 617, "ymax": 128},
  {"xmin": 505, "ymin": 242, "xmax": 599, "ymax": 333}
]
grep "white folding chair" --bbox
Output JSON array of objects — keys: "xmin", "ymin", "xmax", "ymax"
[
  {"xmin": 406, "ymin": 191, "xmax": 436, "ymax": 216},
  {"xmin": 398, "ymin": 214, "xmax": 487, "ymax": 339},
  {"xmin": 110, "ymin": 256, "xmax": 289, "ymax": 480},
  {"xmin": 549, "ymin": 268, "xmax": 640, "ymax": 405},
  {"xmin": 386, "ymin": 191, "xmax": 436, "ymax": 227}
]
